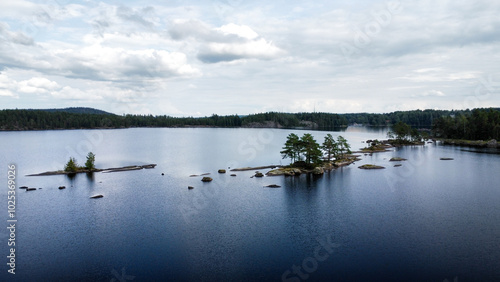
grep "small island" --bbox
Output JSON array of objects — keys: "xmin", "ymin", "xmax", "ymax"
[
  {"xmin": 27, "ymin": 152, "xmax": 156, "ymax": 176},
  {"xmin": 358, "ymin": 164, "xmax": 385, "ymax": 169}
]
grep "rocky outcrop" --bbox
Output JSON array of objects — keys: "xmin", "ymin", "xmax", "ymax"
[
  {"xmin": 358, "ymin": 164, "xmax": 385, "ymax": 169},
  {"xmin": 266, "ymin": 168, "xmax": 301, "ymax": 176}
]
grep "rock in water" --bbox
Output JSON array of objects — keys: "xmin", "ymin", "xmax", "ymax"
[
  {"xmin": 188, "ymin": 186, "xmax": 194, "ymax": 189},
  {"xmin": 26, "ymin": 187, "xmax": 36, "ymax": 191},
  {"xmin": 254, "ymin": 172, "xmax": 264, "ymax": 178},
  {"xmin": 389, "ymin": 157, "xmax": 407, "ymax": 162},
  {"xmin": 59, "ymin": 186, "xmax": 66, "ymax": 189},
  {"xmin": 313, "ymin": 167, "xmax": 324, "ymax": 175},
  {"xmin": 264, "ymin": 184, "xmax": 281, "ymax": 188},
  {"xmin": 201, "ymin": 177, "xmax": 213, "ymax": 182},
  {"xmin": 218, "ymin": 169, "xmax": 226, "ymax": 173},
  {"xmin": 230, "ymin": 174, "xmax": 237, "ymax": 177},
  {"xmin": 90, "ymin": 194, "xmax": 103, "ymax": 199},
  {"xmin": 440, "ymin": 158, "xmax": 454, "ymax": 160},
  {"xmin": 358, "ymin": 164, "xmax": 385, "ymax": 169}
]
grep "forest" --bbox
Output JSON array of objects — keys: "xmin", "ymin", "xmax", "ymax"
[
  {"xmin": 1, "ymin": 107, "xmax": 499, "ymax": 141},
  {"xmin": 432, "ymin": 108, "xmax": 500, "ymax": 140}
]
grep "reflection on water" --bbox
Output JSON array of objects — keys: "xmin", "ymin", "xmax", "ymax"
[{"xmin": 0, "ymin": 127, "xmax": 499, "ymax": 281}]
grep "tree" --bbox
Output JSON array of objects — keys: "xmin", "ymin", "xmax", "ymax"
[
  {"xmin": 336, "ymin": 135, "xmax": 351, "ymax": 159},
  {"xmin": 85, "ymin": 152, "xmax": 96, "ymax": 170},
  {"xmin": 281, "ymin": 133, "xmax": 301, "ymax": 164},
  {"xmin": 322, "ymin": 134, "xmax": 338, "ymax": 162},
  {"xmin": 300, "ymin": 133, "xmax": 322, "ymax": 165},
  {"xmin": 64, "ymin": 157, "xmax": 79, "ymax": 172}
]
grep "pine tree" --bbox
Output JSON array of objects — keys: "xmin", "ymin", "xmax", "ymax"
[
  {"xmin": 85, "ymin": 152, "xmax": 96, "ymax": 170},
  {"xmin": 322, "ymin": 134, "xmax": 338, "ymax": 162}
]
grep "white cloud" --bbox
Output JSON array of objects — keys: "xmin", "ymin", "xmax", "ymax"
[
  {"xmin": 217, "ymin": 23, "xmax": 259, "ymax": 39},
  {"xmin": 1, "ymin": 1, "xmax": 499, "ymax": 115}
]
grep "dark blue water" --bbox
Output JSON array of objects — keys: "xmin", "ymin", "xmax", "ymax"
[{"xmin": 1, "ymin": 128, "xmax": 499, "ymax": 281}]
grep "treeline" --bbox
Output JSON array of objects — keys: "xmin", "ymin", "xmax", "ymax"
[
  {"xmin": 1, "ymin": 108, "xmax": 499, "ymax": 133},
  {"xmin": 344, "ymin": 109, "xmax": 471, "ymax": 127},
  {"xmin": 432, "ymin": 108, "xmax": 500, "ymax": 140},
  {"xmin": 241, "ymin": 112, "xmax": 347, "ymax": 128},
  {"xmin": 0, "ymin": 110, "xmax": 242, "ymax": 130}
]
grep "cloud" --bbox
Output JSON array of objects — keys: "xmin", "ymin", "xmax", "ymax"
[
  {"xmin": 412, "ymin": 90, "xmax": 446, "ymax": 98},
  {"xmin": 0, "ymin": 23, "xmax": 34, "ymax": 45},
  {"xmin": 169, "ymin": 20, "xmax": 284, "ymax": 63}
]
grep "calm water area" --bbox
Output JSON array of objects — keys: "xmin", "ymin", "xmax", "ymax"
[{"xmin": 0, "ymin": 127, "xmax": 499, "ymax": 281}]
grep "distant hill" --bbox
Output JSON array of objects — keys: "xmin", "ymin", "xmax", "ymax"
[
  {"xmin": 36, "ymin": 107, "xmax": 115, "ymax": 115},
  {"xmin": 40, "ymin": 107, "xmax": 115, "ymax": 115}
]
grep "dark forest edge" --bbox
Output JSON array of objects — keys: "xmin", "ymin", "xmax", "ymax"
[{"xmin": 1, "ymin": 107, "xmax": 499, "ymax": 141}]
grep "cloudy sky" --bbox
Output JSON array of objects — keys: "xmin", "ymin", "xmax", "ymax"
[{"xmin": 0, "ymin": 0, "xmax": 499, "ymax": 116}]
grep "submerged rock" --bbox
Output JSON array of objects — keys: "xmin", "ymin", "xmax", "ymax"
[
  {"xmin": 440, "ymin": 158, "xmax": 454, "ymax": 160},
  {"xmin": 389, "ymin": 157, "xmax": 407, "ymax": 162},
  {"xmin": 230, "ymin": 174, "xmax": 237, "ymax": 177},
  {"xmin": 264, "ymin": 184, "xmax": 281, "ymax": 188},
  {"xmin": 394, "ymin": 164, "xmax": 402, "ymax": 167}
]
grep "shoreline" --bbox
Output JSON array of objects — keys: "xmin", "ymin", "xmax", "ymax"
[{"xmin": 438, "ymin": 138, "xmax": 499, "ymax": 148}]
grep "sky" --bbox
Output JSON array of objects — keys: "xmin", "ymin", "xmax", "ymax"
[{"xmin": 0, "ymin": 0, "xmax": 499, "ymax": 116}]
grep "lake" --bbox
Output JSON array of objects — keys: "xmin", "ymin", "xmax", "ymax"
[{"xmin": 1, "ymin": 127, "xmax": 499, "ymax": 281}]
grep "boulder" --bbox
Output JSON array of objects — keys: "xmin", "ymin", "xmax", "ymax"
[
  {"xmin": 201, "ymin": 177, "xmax": 213, "ymax": 182},
  {"xmin": 188, "ymin": 186, "xmax": 194, "ymax": 189},
  {"xmin": 58, "ymin": 186, "xmax": 66, "ymax": 189},
  {"xmin": 218, "ymin": 169, "xmax": 226, "ymax": 173},
  {"xmin": 313, "ymin": 167, "xmax": 324, "ymax": 175},
  {"xmin": 254, "ymin": 172, "xmax": 264, "ymax": 177},
  {"xmin": 487, "ymin": 139, "xmax": 498, "ymax": 147}
]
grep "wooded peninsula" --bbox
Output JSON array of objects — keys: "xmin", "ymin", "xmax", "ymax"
[{"xmin": 1, "ymin": 107, "xmax": 499, "ymax": 141}]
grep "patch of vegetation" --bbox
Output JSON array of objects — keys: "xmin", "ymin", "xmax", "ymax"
[{"xmin": 281, "ymin": 133, "xmax": 351, "ymax": 167}]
